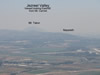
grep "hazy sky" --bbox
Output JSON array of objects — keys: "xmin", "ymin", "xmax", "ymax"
[{"xmin": 0, "ymin": 0, "xmax": 100, "ymax": 37}]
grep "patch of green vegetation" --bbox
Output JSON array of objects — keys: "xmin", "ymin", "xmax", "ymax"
[
  {"xmin": 28, "ymin": 69, "xmax": 50, "ymax": 74},
  {"xmin": 79, "ymin": 71, "xmax": 100, "ymax": 75},
  {"xmin": 0, "ymin": 72, "xmax": 5, "ymax": 74},
  {"xmin": 23, "ymin": 48, "xmax": 65, "ymax": 53}
]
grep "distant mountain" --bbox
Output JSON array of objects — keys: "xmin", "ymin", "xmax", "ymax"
[
  {"xmin": 0, "ymin": 29, "xmax": 80, "ymax": 40},
  {"xmin": 0, "ymin": 29, "xmax": 100, "ymax": 50}
]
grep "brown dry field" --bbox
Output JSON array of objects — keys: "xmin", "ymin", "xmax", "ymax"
[
  {"xmin": 19, "ymin": 71, "xmax": 79, "ymax": 75},
  {"xmin": 0, "ymin": 73, "xmax": 9, "ymax": 75}
]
